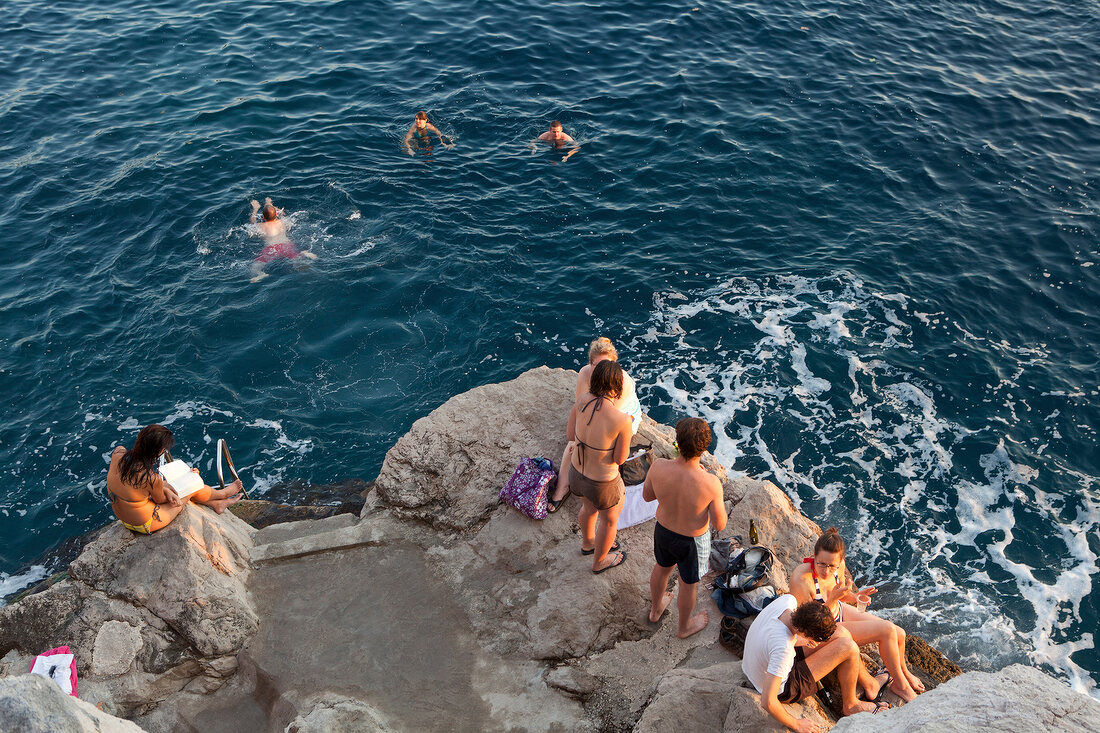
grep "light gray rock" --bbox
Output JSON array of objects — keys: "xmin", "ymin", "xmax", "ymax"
[
  {"xmin": 69, "ymin": 506, "xmax": 257, "ymax": 658},
  {"xmin": 0, "ymin": 673, "xmax": 143, "ymax": 732},
  {"xmin": 369, "ymin": 365, "xmax": 577, "ymax": 531},
  {"xmin": 0, "ymin": 506, "xmax": 257, "ymax": 720},
  {"xmin": 633, "ymin": 660, "xmax": 834, "ymax": 733},
  {"xmin": 831, "ymin": 664, "xmax": 1100, "ymax": 733},
  {"xmin": 284, "ymin": 694, "xmax": 396, "ymax": 733},
  {"xmin": 723, "ymin": 684, "xmax": 834, "ymax": 732},
  {"xmin": 91, "ymin": 620, "xmax": 143, "ymax": 676}
]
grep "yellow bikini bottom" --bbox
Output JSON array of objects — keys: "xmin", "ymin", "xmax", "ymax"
[{"xmin": 119, "ymin": 518, "xmax": 153, "ymax": 534}]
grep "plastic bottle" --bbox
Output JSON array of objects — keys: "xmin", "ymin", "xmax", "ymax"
[{"xmin": 749, "ymin": 518, "xmax": 758, "ymax": 545}]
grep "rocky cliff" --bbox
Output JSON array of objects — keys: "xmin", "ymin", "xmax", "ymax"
[{"xmin": 1, "ymin": 366, "xmax": 1096, "ymax": 732}]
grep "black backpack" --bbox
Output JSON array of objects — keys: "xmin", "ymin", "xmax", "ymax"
[{"xmin": 711, "ymin": 545, "xmax": 779, "ymax": 618}]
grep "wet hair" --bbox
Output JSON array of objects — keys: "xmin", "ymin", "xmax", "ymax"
[
  {"xmin": 550, "ymin": 120, "xmax": 562, "ymax": 129},
  {"xmin": 118, "ymin": 424, "xmax": 174, "ymax": 490},
  {"xmin": 262, "ymin": 205, "xmax": 277, "ymax": 222},
  {"xmin": 588, "ymin": 337, "xmax": 618, "ymax": 364},
  {"xmin": 416, "ymin": 111, "xmax": 428, "ymax": 120},
  {"xmin": 589, "ymin": 359, "xmax": 624, "ymax": 400},
  {"xmin": 815, "ymin": 527, "xmax": 846, "ymax": 559},
  {"xmin": 675, "ymin": 418, "xmax": 712, "ymax": 459},
  {"xmin": 791, "ymin": 601, "xmax": 836, "ymax": 643}
]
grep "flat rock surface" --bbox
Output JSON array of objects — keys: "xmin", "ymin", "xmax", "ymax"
[
  {"xmin": 830, "ymin": 664, "xmax": 1100, "ymax": 732},
  {"xmin": 0, "ymin": 673, "xmax": 143, "ymax": 732},
  {"xmin": 241, "ymin": 538, "xmax": 589, "ymax": 733}
]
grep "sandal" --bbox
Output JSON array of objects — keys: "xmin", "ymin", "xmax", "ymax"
[
  {"xmin": 547, "ymin": 495, "xmax": 567, "ymax": 513},
  {"xmin": 581, "ymin": 541, "xmax": 621, "ymax": 556},
  {"xmin": 862, "ymin": 668, "xmax": 892, "ymax": 702},
  {"xmin": 592, "ymin": 550, "xmax": 627, "ymax": 574}
]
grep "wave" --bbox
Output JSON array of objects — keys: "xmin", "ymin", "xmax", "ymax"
[{"xmin": 629, "ymin": 272, "xmax": 1099, "ymax": 697}]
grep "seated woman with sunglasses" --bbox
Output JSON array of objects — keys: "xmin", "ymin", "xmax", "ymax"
[
  {"xmin": 107, "ymin": 424, "xmax": 244, "ymax": 534},
  {"xmin": 789, "ymin": 527, "xmax": 925, "ymax": 702}
]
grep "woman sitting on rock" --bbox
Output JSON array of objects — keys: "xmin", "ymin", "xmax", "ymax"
[
  {"xmin": 548, "ymin": 337, "xmax": 642, "ymax": 513},
  {"xmin": 107, "ymin": 424, "xmax": 244, "ymax": 534},
  {"xmin": 790, "ymin": 527, "xmax": 925, "ymax": 703},
  {"xmin": 566, "ymin": 360, "xmax": 633, "ymax": 573}
]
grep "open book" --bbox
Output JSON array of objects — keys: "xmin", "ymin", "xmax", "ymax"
[{"xmin": 158, "ymin": 460, "xmax": 206, "ymax": 500}]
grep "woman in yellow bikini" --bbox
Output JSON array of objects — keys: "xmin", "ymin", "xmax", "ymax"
[{"xmin": 107, "ymin": 424, "xmax": 243, "ymax": 534}]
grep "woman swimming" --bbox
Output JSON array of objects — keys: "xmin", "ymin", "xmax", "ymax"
[
  {"xmin": 790, "ymin": 527, "xmax": 925, "ymax": 703},
  {"xmin": 107, "ymin": 424, "xmax": 244, "ymax": 534}
]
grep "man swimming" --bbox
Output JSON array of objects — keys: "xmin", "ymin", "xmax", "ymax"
[
  {"xmin": 404, "ymin": 111, "xmax": 453, "ymax": 156},
  {"xmin": 533, "ymin": 120, "xmax": 579, "ymax": 162},
  {"xmin": 248, "ymin": 197, "xmax": 317, "ymax": 283}
]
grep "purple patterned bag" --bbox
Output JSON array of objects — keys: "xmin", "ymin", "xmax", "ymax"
[{"xmin": 499, "ymin": 457, "xmax": 556, "ymax": 520}]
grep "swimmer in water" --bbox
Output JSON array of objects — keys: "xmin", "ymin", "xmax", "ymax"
[
  {"xmin": 532, "ymin": 120, "xmax": 579, "ymax": 162},
  {"xmin": 248, "ymin": 197, "xmax": 317, "ymax": 283},
  {"xmin": 404, "ymin": 111, "xmax": 453, "ymax": 156}
]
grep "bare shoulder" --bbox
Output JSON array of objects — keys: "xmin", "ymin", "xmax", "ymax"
[
  {"xmin": 705, "ymin": 470, "xmax": 724, "ymax": 494},
  {"xmin": 112, "ymin": 445, "xmax": 126, "ymax": 456},
  {"xmin": 648, "ymin": 457, "xmax": 674, "ymax": 476}
]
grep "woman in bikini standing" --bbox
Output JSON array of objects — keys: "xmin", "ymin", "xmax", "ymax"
[
  {"xmin": 548, "ymin": 337, "xmax": 642, "ymax": 513},
  {"xmin": 790, "ymin": 528, "xmax": 925, "ymax": 703},
  {"xmin": 107, "ymin": 424, "xmax": 244, "ymax": 534},
  {"xmin": 566, "ymin": 360, "xmax": 633, "ymax": 573}
]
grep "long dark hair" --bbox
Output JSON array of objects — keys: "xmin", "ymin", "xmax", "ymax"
[
  {"xmin": 589, "ymin": 359, "xmax": 624, "ymax": 399},
  {"xmin": 118, "ymin": 424, "xmax": 174, "ymax": 490}
]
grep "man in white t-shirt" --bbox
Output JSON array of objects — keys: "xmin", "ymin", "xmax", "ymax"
[{"xmin": 742, "ymin": 594, "xmax": 890, "ymax": 732}]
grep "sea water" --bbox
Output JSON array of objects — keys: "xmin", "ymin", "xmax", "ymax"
[{"xmin": 0, "ymin": 0, "xmax": 1097, "ymax": 696}]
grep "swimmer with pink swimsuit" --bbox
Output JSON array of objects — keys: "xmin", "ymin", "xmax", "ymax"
[{"xmin": 248, "ymin": 197, "xmax": 317, "ymax": 282}]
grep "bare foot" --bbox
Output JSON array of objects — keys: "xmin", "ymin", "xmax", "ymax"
[
  {"xmin": 890, "ymin": 679, "xmax": 918, "ymax": 703},
  {"xmin": 302, "ymin": 251, "xmax": 318, "ymax": 260},
  {"xmin": 906, "ymin": 671, "xmax": 926, "ymax": 693},
  {"xmin": 862, "ymin": 670, "xmax": 890, "ymax": 700},
  {"xmin": 250, "ymin": 272, "xmax": 269, "ymax": 283},
  {"xmin": 843, "ymin": 700, "xmax": 890, "ymax": 716},
  {"xmin": 677, "ymin": 611, "xmax": 708, "ymax": 638},
  {"xmin": 207, "ymin": 493, "xmax": 243, "ymax": 514},
  {"xmin": 649, "ymin": 591, "xmax": 674, "ymax": 623}
]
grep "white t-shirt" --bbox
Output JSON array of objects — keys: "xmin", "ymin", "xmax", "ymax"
[{"xmin": 741, "ymin": 594, "xmax": 798, "ymax": 694}]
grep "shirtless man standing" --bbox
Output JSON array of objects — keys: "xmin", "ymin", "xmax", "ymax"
[
  {"xmin": 404, "ymin": 111, "xmax": 453, "ymax": 156},
  {"xmin": 643, "ymin": 417, "xmax": 727, "ymax": 638},
  {"xmin": 532, "ymin": 120, "xmax": 579, "ymax": 162},
  {"xmin": 249, "ymin": 197, "xmax": 317, "ymax": 282}
]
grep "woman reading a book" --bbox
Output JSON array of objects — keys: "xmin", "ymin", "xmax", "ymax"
[{"xmin": 107, "ymin": 424, "xmax": 243, "ymax": 534}]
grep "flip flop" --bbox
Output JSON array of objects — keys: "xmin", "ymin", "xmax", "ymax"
[
  {"xmin": 872, "ymin": 701, "xmax": 891, "ymax": 714},
  {"xmin": 592, "ymin": 550, "xmax": 627, "ymax": 574},
  {"xmin": 582, "ymin": 541, "xmax": 621, "ymax": 556},
  {"xmin": 547, "ymin": 495, "xmax": 567, "ymax": 513},
  {"xmin": 861, "ymin": 668, "xmax": 892, "ymax": 702}
]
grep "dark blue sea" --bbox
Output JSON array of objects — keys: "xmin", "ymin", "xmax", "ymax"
[{"xmin": 1, "ymin": 0, "xmax": 1097, "ymax": 697}]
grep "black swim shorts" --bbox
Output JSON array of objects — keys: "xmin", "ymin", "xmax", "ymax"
[{"xmin": 652, "ymin": 521, "xmax": 711, "ymax": 585}]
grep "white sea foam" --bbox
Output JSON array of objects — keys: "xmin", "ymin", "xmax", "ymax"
[
  {"xmin": 629, "ymin": 271, "xmax": 1100, "ymax": 698},
  {"xmin": 0, "ymin": 565, "xmax": 48, "ymax": 606}
]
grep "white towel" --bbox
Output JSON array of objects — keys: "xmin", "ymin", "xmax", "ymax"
[
  {"xmin": 31, "ymin": 653, "xmax": 74, "ymax": 695},
  {"xmin": 616, "ymin": 482, "xmax": 657, "ymax": 529}
]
